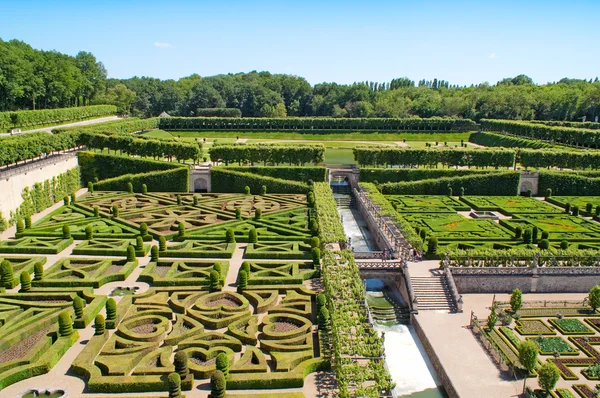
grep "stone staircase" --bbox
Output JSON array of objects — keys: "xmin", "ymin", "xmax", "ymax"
[{"xmin": 411, "ymin": 275, "xmax": 455, "ymax": 312}]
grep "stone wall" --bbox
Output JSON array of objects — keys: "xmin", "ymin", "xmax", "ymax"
[
  {"xmin": 0, "ymin": 154, "xmax": 78, "ymax": 218},
  {"xmin": 450, "ymin": 267, "xmax": 600, "ymax": 293}
]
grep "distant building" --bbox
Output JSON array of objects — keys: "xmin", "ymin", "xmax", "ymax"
[{"xmin": 158, "ymin": 112, "xmax": 171, "ymax": 118}]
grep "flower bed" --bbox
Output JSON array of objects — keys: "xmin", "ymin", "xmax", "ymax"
[
  {"xmin": 550, "ymin": 319, "xmax": 594, "ymax": 335},
  {"xmin": 528, "ymin": 337, "xmax": 578, "ymax": 355}
]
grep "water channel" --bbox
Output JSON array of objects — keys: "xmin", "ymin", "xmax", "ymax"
[{"xmin": 332, "ymin": 178, "xmax": 445, "ymax": 397}]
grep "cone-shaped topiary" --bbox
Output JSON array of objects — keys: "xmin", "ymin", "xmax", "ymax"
[
  {"xmin": 106, "ymin": 298, "xmax": 117, "ymax": 320},
  {"xmin": 20, "ymin": 270, "xmax": 31, "ymax": 292},
  {"xmin": 253, "ymin": 208, "xmax": 262, "ymax": 221},
  {"xmin": 460, "ymin": 186, "xmax": 465, "ymax": 197},
  {"xmin": 193, "ymin": 196, "xmax": 199, "ymax": 206},
  {"xmin": 142, "ymin": 184, "xmax": 147, "ymax": 194},
  {"xmin": 240, "ymin": 261, "xmax": 250, "ymax": 274},
  {"xmin": 58, "ymin": 310, "xmax": 73, "ymax": 337},
  {"xmin": 176, "ymin": 194, "xmax": 182, "ymax": 205},
  {"xmin": 515, "ymin": 226, "xmax": 522, "ymax": 239},
  {"xmin": 94, "ymin": 314, "xmax": 105, "ymax": 335},
  {"xmin": 127, "ymin": 182, "xmax": 133, "ymax": 194},
  {"xmin": 311, "ymin": 248, "xmax": 321, "ymax": 266},
  {"xmin": 167, "ymin": 372, "xmax": 181, "ymax": 398},
  {"xmin": 63, "ymin": 225, "xmax": 71, "ymax": 239},
  {"xmin": 1, "ymin": 260, "xmax": 14, "ymax": 288},
  {"xmin": 213, "ymin": 262, "xmax": 222, "ymax": 277},
  {"xmin": 85, "ymin": 225, "xmax": 93, "ymax": 240},
  {"xmin": 178, "ymin": 222, "xmax": 185, "ymax": 238},
  {"xmin": 136, "ymin": 236, "xmax": 144, "ymax": 251},
  {"xmin": 93, "ymin": 206, "xmax": 100, "ymax": 217},
  {"xmin": 309, "ymin": 219, "xmax": 318, "ymax": 236},
  {"xmin": 316, "ymin": 293, "xmax": 326, "ymax": 309},
  {"xmin": 427, "ymin": 236, "xmax": 438, "ymax": 255},
  {"xmin": 174, "ymin": 351, "xmax": 189, "ymax": 380},
  {"xmin": 447, "ymin": 186, "xmax": 453, "ymax": 196},
  {"xmin": 210, "ymin": 270, "xmax": 221, "ymax": 292},
  {"xmin": 16, "ymin": 218, "xmax": 24, "ymax": 234},
  {"xmin": 546, "ymin": 188, "xmax": 552, "ymax": 198},
  {"xmin": 318, "ymin": 306, "xmax": 329, "ymax": 330},
  {"xmin": 34, "ymin": 261, "xmax": 44, "ymax": 281},
  {"xmin": 150, "ymin": 245, "xmax": 159, "ymax": 261},
  {"xmin": 248, "ymin": 228, "xmax": 258, "ymax": 243},
  {"xmin": 73, "ymin": 296, "xmax": 85, "ymax": 318},
  {"xmin": 235, "ymin": 208, "xmax": 241, "ymax": 219},
  {"xmin": 225, "ymin": 228, "xmax": 236, "ymax": 243},
  {"xmin": 25, "ymin": 216, "xmax": 31, "ymax": 229},
  {"xmin": 573, "ymin": 206, "xmax": 580, "ymax": 216},
  {"xmin": 541, "ymin": 231, "xmax": 549, "ymax": 240},
  {"xmin": 419, "ymin": 229, "xmax": 427, "ymax": 241},
  {"xmin": 216, "ymin": 353, "xmax": 229, "ymax": 379},
  {"xmin": 88, "ymin": 181, "xmax": 94, "ymax": 193},
  {"xmin": 63, "ymin": 196, "xmax": 69, "ymax": 206},
  {"xmin": 237, "ymin": 270, "xmax": 248, "ymax": 292},
  {"xmin": 244, "ymin": 186, "xmax": 250, "ymax": 195},
  {"xmin": 159, "ymin": 236, "xmax": 167, "ymax": 251},
  {"xmin": 210, "ymin": 370, "xmax": 226, "ymax": 398},
  {"xmin": 70, "ymin": 193, "xmax": 76, "ymax": 204},
  {"xmin": 523, "ymin": 228, "xmax": 533, "ymax": 244},
  {"xmin": 112, "ymin": 205, "xmax": 119, "ymax": 217},
  {"xmin": 140, "ymin": 222, "xmax": 148, "ymax": 237},
  {"xmin": 127, "ymin": 245, "xmax": 136, "ymax": 261},
  {"xmin": 587, "ymin": 203, "xmax": 594, "ymax": 214},
  {"xmin": 261, "ymin": 185, "xmax": 267, "ymax": 195},
  {"xmin": 596, "ymin": 205, "xmax": 600, "ymax": 217},
  {"xmin": 307, "ymin": 192, "xmax": 315, "ymax": 207},
  {"xmin": 532, "ymin": 226, "xmax": 539, "ymax": 244},
  {"xmin": 565, "ymin": 202, "xmax": 571, "ymax": 214},
  {"xmin": 311, "ymin": 237, "xmax": 320, "ymax": 248}
]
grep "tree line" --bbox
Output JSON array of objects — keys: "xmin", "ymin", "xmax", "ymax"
[{"xmin": 0, "ymin": 105, "xmax": 116, "ymax": 131}]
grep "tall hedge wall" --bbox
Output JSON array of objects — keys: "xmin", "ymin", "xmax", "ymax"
[
  {"xmin": 0, "ymin": 105, "xmax": 117, "ymax": 131},
  {"xmin": 379, "ymin": 171, "xmax": 520, "ymax": 195},
  {"xmin": 52, "ymin": 117, "xmax": 159, "ymax": 135},
  {"xmin": 93, "ymin": 168, "xmax": 189, "ymax": 192},
  {"xmin": 211, "ymin": 168, "xmax": 309, "ymax": 194},
  {"xmin": 469, "ymin": 131, "xmax": 554, "ymax": 149},
  {"xmin": 222, "ymin": 166, "xmax": 327, "ymax": 182},
  {"xmin": 531, "ymin": 120, "xmax": 600, "ymax": 130},
  {"xmin": 77, "ymin": 151, "xmax": 185, "ymax": 185},
  {"xmin": 0, "ymin": 132, "xmax": 79, "ymax": 166},
  {"xmin": 359, "ymin": 168, "xmax": 494, "ymax": 183},
  {"xmin": 209, "ymin": 144, "xmax": 324, "ymax": 166},
  {"xmin": 519, "ymin": 149, "xmax": 600, "ymax": 170},
  {"xmin": 538, "ymin": 171, "xmax": 600, "ymax": 196},
  {"xmin": 159, "ymin": 116, "xmax": 476, "ymax": 132}
]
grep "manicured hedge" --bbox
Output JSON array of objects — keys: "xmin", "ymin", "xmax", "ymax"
[
  {"xmin": 195, "ymin": 108, "xmax": 242, "ymax": 117},
  {"xmin": 223, "ymin": 166, "xmax": 327, "ymax": 182},
  {"xmin": 93, "ymin": 168, "xmax": 190, "ymax": 192},
  {"xmin": 210, "ymin": 144, "xmax": 324, "ymax": 166},
  {"xmin": 469, "ymin": 131, "xmax": 554, "ymax": 149},
  {"xmin": 78, "ymin": 151, "xmax": 186, "ymax": 186},
  {"xmin": 0, "ymin": 132, "xmax": 79, "ymax": 166},
  {"xmin": 531, "ymin": 120, "xmax": 600, "ymax": 130},
  {"xmin": 53, "ymin": 117, "xmax": 159, "ymax": 135},
  {"xmin": 159, "ymin": 116, "xmax": 476, "ymax": 132},
  {"xmin": 538, "ymin": 171, "xmax": 600, "ymax": 196},
  {"xmin": 0, "ymin": 105, "xmax": 116, "ymax": 131},
  {"xmin": 211, "ymin": 168, "xmax": 309, "ymax": 194},
  {"xmin": 519, "ymin": 149, "xmax": 600, "ymax": 170},
  {"xmin": 314, "ymin": 182, "xmax": 346, "ymax": 244},
  {"xmin": 379, "ymin": 171, "xmax": 520, "ymax": 195},
  {"xmin": 353, "ymin": 147, "xmax": 516, "ymax": 168},
  {"xmin": 481, "ymin": 119, "xmax": 600, "ymax": 148},
  {"xmin": 359, "ymin": 168, "xmax": 493, "ymax": 183}
]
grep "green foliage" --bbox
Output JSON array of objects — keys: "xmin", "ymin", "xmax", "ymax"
[
  {"xmin": 19, "ymin": 270, "xmax": 31, "ymax": 292},
  {"xmin": 237, "ymin": 270, "xmax": 248, "ymax": 291},
  {"xmin": 469, "ymin": 131, "xmax": 554, "ymax": 149},
  {"xmin": 126, "ymin": 245, "xmax": 136, "ymax": 261},
  {"xmin": 24, "ymin": 216, "xmax": 31, "ymax": 229},
  {"xmin": 213, "ymin": 262, "xmax": 222, "ymax": 277},
  {"xmin": 487, "ymin": 307, "xmax": 497, "ymax": 329},
  {"xmin": 561, "ymin": 240, "xmax": 569, "ymax": 250},
  {"xmin": 159, "ymin": 236, "xmax": 167, "ymax": 251},
  {"xmin": 314, "ymin": 183, "xmax": 346, "ymax": 244},
  {"xmin": 538, "ymin": 362, "xmax": 560, "ymax": 392},
  {"xmin": 254, "ymin": 208, "xmax": 262, "ymax": 221},
  {"xmin": 318, "ymin": 306, "xmax": 329, "ymax": 330},
  {"xmin": 216, "ymin": 352, "xmax": 229, "ymax": 379},
  {"xmin": 94, "ymin": 314, "xmax": 105, "ymax": 335},
  {"xmin": 311, "ymin": 248, "xmax": 321, "ymax": 266},
  {"xmin": 70, "ymin": 193, "xmax": 76, "ymax": 204},
  {"xmin": 93, "ymin": 206, "xmax": 100, "ymax": 217},
  {"xmin": 210, "ymin": 270, "xmax": 221, "ymax": 291},
  {"xmin": 16, "ymin": 219, "xmax": 24, "ymax": 233},
  {"xmin": 64, "ymin": 196, "xmax": 69, "ymax": 206},
  {"xmin": 225, "ymin": 228, "xmax": 236, "ymax": 243},
  {"xmin": 211, "ymin": 168, "xmax": 309, "ymax": 194},
  {"xmin": 167, "ymin": 372, "xmax": 181, "ymax": 398},
  {"xmin": 34, "ymin": 261, "xmax": 44, "ymax": 281},
  {"xmin": 589, "ymin": 286, "xmax": 600, "ymax": 311},
  {"xmin": 85, "ymin": 225, "xmax": 93, "ymax": 240},
  {"xmin": 62, "ymin": 225, "xmax": 71, "ymax": 239},
  {"xmin": 360, "ymin": 168, "xmax": 494, "ymax": 184},
  {"xmin": 210, "ymin": 143, "xmax": 324, "ymax": 165},
  {"xmin": 518, "ymin": 339, "xmax": 538, "ymax": 375},
  {"xmin": 127, "ymin": 182, "xmax": 133, "ymax": 193},
  {"xmin": 310, "ymin": 237, "xmax": 320, "ymax": 249},
  {"xmin": 142, "ymin": 183, "xmax": 148, "ymax": 194},
  {"xmin": 58, "ymin": 310, "xmax": 73, "ymax": 337},
  {"xmin": 174, "ymin": 351, "xmax": 189, "ymax": 380},
  {"xmin": 0, "ymin": 259, "xmax": 14, "ymax": 288},
  {"xmin": 248, "ymin": 228, "xmax": 258, "ymax": 243},
  {"xmin": 94, "ymin": 167, "xmax": 190, "ymax": 193},
  {"xmin": 523, "ymin": 229, "xmax": 532, "ymax": 244},
  {"xmin": 223, "ymin": 166, "xmax": 327, "ymax": 183},
  {"xmin": 106, "ymin": 298, "xmax": 117, "ymax": 320},
  {"xmin": 427, "ymin": 236, "xmax": 438, "ymax": 255},
  {"xmin": 261, "ymin": 185, "xmax": 267, "ymax": 195},
  {"xmin": 178, "ymin": 222, "xmax": 185, "ymax": 238},
  {"xmin": 112, "ymin": 205, "xmax": 119, "ymax": 217},
  {"xmin": 136, "ymin": 236, "xmax": 144, "ymax": 251},
  {"xmin": 538, "ymin": 239, "xmax": 550, "ymax": 249},
  {"xmin": 511, "ymin": 288, "xmax": 523, "ymax": 313},
  {"xmin": 195, "ymin": 108, "xmax": 242, "ymax": 117},
  {"xmin": 73, "ymin": 296, "xmax": 84, "ymax": 318},
  {"xmin": 515, "ymin": 226, "xmax": 522, "ymax": 239},
  {"xmin": 538, "ymin": 171, "xmax": 600, "ymax": 196},
  {"xmin": 380, "ymin": 172, "xmax": 521, "ymax": 195},
  {"xmin": 150, "ymin": 245, "xmax": 159, "ymax": 261},
  {"xmin": 240, "ymin": 261, "xmax": 250, "ymax": 274},
  {"xmin": 210, "ymin": 370, "xmax": 226, "ymax": 398},
  {"xmin": 532, "ymin": 226, "xmax": 539, "ymax": 243},
  {"xmin": 0, "ymin": 105, "xmax": 116, "ymax": 131},
  {"xmin": 235, "ymin": 208, "xmax": 241, "ymax": 219}
]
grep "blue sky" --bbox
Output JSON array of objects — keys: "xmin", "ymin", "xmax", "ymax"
[{"xmin": 1, "ymin": 0, "xmax": 598, "ymax": 86}]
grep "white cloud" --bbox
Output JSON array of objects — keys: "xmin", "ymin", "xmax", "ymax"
[
  {"xmin": 488, "ymin": 52, "xmax": 497, "ymax": 59},
  {"xmin": 154, "ymin": 42, "xmax": 173, "ymax": 48}
]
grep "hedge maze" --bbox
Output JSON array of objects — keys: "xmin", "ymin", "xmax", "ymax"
[{"xmin": 0, "ymin": 190, "xmax": 325, "ymax": 394}]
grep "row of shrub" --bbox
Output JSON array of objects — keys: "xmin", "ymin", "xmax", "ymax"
[
  {"xmin": 0, "ymin": 105, "xmax": 116, "ymax": 131},
  {"xmin": 481, "ymin": 119, "xmax": 600, "ymax": 148},
  {"xmin": 93, "ymin": 168, "xmax": 190, "ymax": 192},
  {"xmin": 195, "ymin": 108, "xmax": 242, "ymax": 117},
  {"xmin": 359, "ymin": 168, "xmax": 493, "ymax": 183},
  {"xmin": 531, "ymin": 120, "xmax": 600, "ymax": 130},
  {"xmin": 0, "ymin": 132, "xmax": 79, "ymax": 166},
  {"xmin": 538, "ymin": 171, "xmax": 600, "ymax": 196},
  {"xmin": 210, "ymin": 168, "xmax": 310, "ymax": 194},
  {"xmin": 519, "ymin": 149, "xmax": 600, "ymax": 170},
  {"xmin": 52, "ymin": 117, "xmax": 159, "ymax": 135},
  {"xmin": 378, "ymin": 171, "xmax": 521, "ymax": 195},
  {"xmin": 209, "ymin": 144, "xmax": 324, "ymax": 165},
  {"xmin": 469, "ymin": 131, "xmax": 555, "ymax": 149},
  {"xmin": 158, "ymin": 116, "xmax": 476, "ymax": 131},
  {"xmin": 222, "ymin": 166, "xmax": 327, "ymax": 182},
  {"xmin": 353, "ymin": 147, "xmax": 516, "ymax": 168},
  {"xmin": 314, "ymin": 182, "xmax": 346, "ymax": 244}
]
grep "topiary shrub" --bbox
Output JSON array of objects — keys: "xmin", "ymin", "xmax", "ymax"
[
  {"xmin": 88, "ymin": 181, "xmax": 94, "ymax": 193},
  {"xmin": 240, "ymin": 261, "xmax": 250, "ymax": 274},
  {"xmin": 210, "ymin": 270, "xmax": 221, "ymax": 292},
  {"xmin": 538, "ymin": 239, "xmax": 550, "ymax": 250},
  {"xmin": 311, "ymin": 237, "xmax": 320, "ymax": 249},
  {"xmin": 419, "ymin": 229, "xmax": 427, "ymax": 241},
  {"xmin": 70, "ymin": 193, "xmax": 77, "ymax": 204},
  {"xmin": 254, "ymin": 208, "xmax": 262, "ymax": 221},
  {"xmin": 572, "ymin": 206, "xmax": 580, "ymax": 216},
  {"xmin": 316, "ymin": 293, "xmax": 326, "ymax": 309},
  {"xmin": 93, "ymin": 206, "xmax": 100, "ymax": 217},
  {"xmin": 460, "ymin": 186, "xmax": 465, "ymax": 197},
  {"xmin": 510, "ymin": 288, "xmax": 523, "ymax": 313},
  {"xmin": 106, "ymin": 298, "xmax": 117, "ymax": 320},
  {"xmin": 515, "ymin": 226, "xmax": 522, "ymax": 239},
  {"xmin": 127, "ymin": 182, "xmax": 134, "ymax": 194},
  {"xmin": 63, "ymin": 196, "xmax": 69, "ymax": 206},
  {"xmin": 526, "ymin": 189, "xmax": 532, "ymax": 197},
  {"xmin": 309, "ymin": 219, "xmax": 318, "ymax": 236},
  {"xmin": 178, "ymin": 222, "xmax": 185, "ymax": 238},
  {"xmin": 20, "ymin": 270, "xmax": 31, "ymax": 292},
  {"xmin": 565, "ymin": 202, "xmax": 571, "ymax": 214},
  {"xmin": 523, "ymin": 228, "xmax": 532, "ymax": 244},
  {"xmin": 248, "ymin": 228, "xmax": 258, "ymax": 243},
  {"xmin": 312, "ymin": 247, "xmax": 321, "ymax": 266},
  {"xmin": 545, "ymin": 188, "xmax": 552, "ymax": 198},
  {"xmin": 85, "ymin": 225, "xmax": 93, "ymax": 240},
  {"xmin": 136, "ymin": 236, "xmax": 144, "ymax": 251},
  {"xmin": 94, "ymin": 314, "xmax": 105, "ymax": 335},
  {"xmin": 307, "ymin": 192, "xmax": 315, "ymax": 207},
  {"xmin": 237, "ymin": 270, "xmax": 248, "ymax": 292},
  {"xmin": 213, "ymin": 262, "xmax": 222, "ymax": 277},
  {"xmin": 142, "ymin": 184, "xmax": 148, "ymax": 194},
  {"xmin": 58, "ymin": 310, "xmax": 73, "ymax": 337},
  {"xmin": 0, "ymin": 259, "xmax": 14, "ymax": 288},
  {"xmin": 210, "ymin": 370, "xmax": 226, "ymax": 398},
  {"xmin": 34, "ymin": 261, "xmax": 44, "ymax": 281},
  {"xmin": 561, "ymin": 240, "xmax": 569, "ymax": 250},
  {"xmin": 177, "ymin": 194, "xmax": 182, "ymax": 205},
  {"xmin": 140, "ymin": 222, "xmax": 149, "ymax": 237},
  {"xmin": 127, "ymin": 245, "xmax": 136, "ymax": 261},
  {"xmin": 318, "ymin": 306, "xmax": 329, "ymax": 330},
  {"xmin": 225, "ymin": 228, "xmax": 236, "ymax": 243},
  {"xmin": 159, "ymin": 236, "xmax": 167, "ymax": 251},
  {"xmin": 235, "ymin": 208, "xmax": 241, "ymax": 219},
  {"xmin": 447, "ymin": 186, "xmax": 453, "ymax": 196},
  {"xmin": 73, "ymin": 296, "xmax": 85, "ymax": 318},
  {"xmin": 596, "ymin": 205, "xmax": 600, "ymax": 217},
  {"xmin": 16, "ymin": 218, "xmax": 24, "ymax": 234},
  {"xmin": 532, "ymin": 226, "xmax": 539, "ymax": 244},
  {"xmin": 112, "ymin": 205, "xmax": 119, "ymax": 218},
  {"xmin": 244, "ymin": 186, "xmax": 251, "ymax": 195},
  {"xmin": 193, "ymin": 196, "xmax": 199, "ymax": 206},
  {"xmin": 25, "ymin": 216, "xmax": 31, "ymax": 229},
  {"xmin": 261, "ymin": 185, "xmax": 267, "ymax": 195},
  {"xmin": 150, "ymin": 245, "xmax": 159, "ymax": 261},
  {"xmin": 586, "ymin": 203, "xmax": 594, "ymax": 214},
  {"xmin": 62, "ymin": 225, "xmax": 71, "ymax": 239},
  {"xmin": 427, "ymin": 236, "xmax": 438, "ymax": 256},
  {"xmin": 541, "ymin": 231, "xmax": 549, "ymax": 240},
  {"xmin": 167, "ymin": 372, "xmax": 182, "ymax": 398},
  {"xmin": 216, "ymin": 352, "xmax": 229, "ymax": 379},
  {"xmin": 174, "ymin": 351, "xmax": 189, "ymax": 380}
]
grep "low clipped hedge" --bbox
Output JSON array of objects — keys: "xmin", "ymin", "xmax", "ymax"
[
  {"xmin": 223, "ymin": 166, "xmax": 327, "ymax": 182},
  {"xmin": 0, "ymin": 237, "xmax": 73, "ymax": 254},
  {"xmin": 379, "ymin": 171, "xmax": 520, "ymax": 195},
  {"xmin": 211, "ymin": 168, "xmax": 309, "ymax": 194},
  {"xmin": 226, "ymin": 358, "xmax": 329, "ymax": 389},
  {"xmin": 92, "ymin": 167, "xmax": 189, "ymax": 192},
  {"xmin": 359, "ymin": 168, "xmax": 493, "ymax": 183},
  {"xmin": 538, "ymin": 171, "xmax": 600, "ymax": 196}
]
